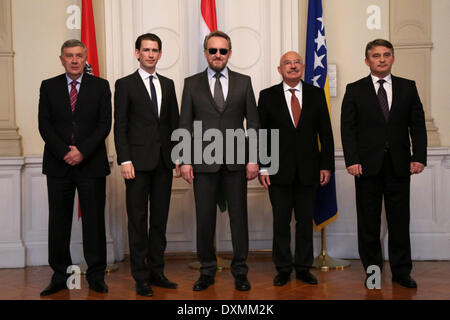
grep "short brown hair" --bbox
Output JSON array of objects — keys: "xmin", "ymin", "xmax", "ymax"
[
  {"xmin": 365, "ymin": 39, "xmax": 394, "ymax": 58},
  {"xmin": 203, "ymin": 30, "xmax": 232, "ymax": 50},
  {"xmin": 135, "ymin": 33, "xmax": 162, "ymax": 51}
]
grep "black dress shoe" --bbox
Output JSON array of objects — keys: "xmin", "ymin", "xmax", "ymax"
[
  {"xmin": 273, "ymin": 272, "xmax": 291, "ymax": 286},
  {"xmin": 235, "ymin": 276, "xmax": 251, "ymax": 291},
  {"xmin": 296, "ymin": 271, "xmax": 318, "ymax": 285},
  {"xmin": 89, "ymin": 280, "xmax": 109, "ymax": 293},
  {"xmin": 136, "ymin": 282, "xmax": 153, "ymax": 297},
  {"xmin": 150, "ymin": 274, "xmax": 178, "ymax": 289},
  {"xmin": 193, "ymin": 275, "xmax": 214, "ymax": 291},
  {"xmin": 392, "ymin": 275, "xmax": 417, "ymax": 288},
  {"xmin": 40, "ymin": 282, "xmax": 67, "ymax": 296}
]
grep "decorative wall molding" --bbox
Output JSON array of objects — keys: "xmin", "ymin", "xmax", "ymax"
[
  {"xmin": 390, "ymin": 0, "xmax": 440, "ymax": 147},
  {"xmin": 0, "ymin": 0, "xmax": 22, "ymax": 156}
]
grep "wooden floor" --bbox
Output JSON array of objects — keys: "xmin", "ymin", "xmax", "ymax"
[{"xmin": 0, "ymin": 254, "xmax": 449, "ymax": 300}]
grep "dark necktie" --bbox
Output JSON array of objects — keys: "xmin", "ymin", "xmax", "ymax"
[
  {"xmin": 69, "ymin": 81, "xmax": 78, "ymax": 114},
  {"xmin": 214, "ymin": 72, "xmax": 225, "ymax": 112},
  {"xmin": 289, "ymin": 89, "xmax": 301, "ymax": 127},
  {"xmin": 377, "ymin": 79, "xmax": 389, "ymax": 121},
  {"xmin": 149, "ymin": 75, "xmax": 158, "ymax": 118},
  {"xmin": 69, "ymin": 81, "xmax": 78, "ymax": 144}
]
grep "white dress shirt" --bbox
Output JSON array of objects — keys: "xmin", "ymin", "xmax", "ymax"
[
  {"xmin": 283, "ymin": 81, "xmax": 303, "ymax": 126},
  {"xmin": 66, "ymin": 74, "xmax": 83, "ymax": 93},
  {"xmin": 207, "ymin": 67, "xmax": 229, "ymax": 101},
  {"xmin": 371, "ymin": 74, "xmax": 393, "ymax": 110},
  {"xmin": 138, "ymin": 68, "xmax": 162, "ymax": 116}
]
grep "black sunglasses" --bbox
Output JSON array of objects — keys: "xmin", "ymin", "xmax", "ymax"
[{"xmin": 208, "ymin": 48, "xmax": 229, "ymax": 55}]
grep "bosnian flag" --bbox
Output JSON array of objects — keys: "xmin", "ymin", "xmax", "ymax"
[{"xmin": 304, "ymin": 0, "xmax": 338, "ymax": 230}]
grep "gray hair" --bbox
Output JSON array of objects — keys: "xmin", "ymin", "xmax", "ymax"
[{"xmin": 60, "ymin": 39, "xmax": 87, "ymax": 56}]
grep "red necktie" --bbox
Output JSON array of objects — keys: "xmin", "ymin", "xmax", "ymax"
[
  {"xmin": 70, "ymin": 81, "xmax": 78, "ymax": 114},
  {"xmin": 289, "ymin": 88, "xmax": 301, "ymax": 127},
  {"xmin": 69, "ymin": 81, "xmax": 78, "ymax": 143}
]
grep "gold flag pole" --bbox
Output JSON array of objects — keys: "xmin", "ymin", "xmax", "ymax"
[{"xmin": 312, "ymin": 227, "xmax": 350, "ymax": 271}]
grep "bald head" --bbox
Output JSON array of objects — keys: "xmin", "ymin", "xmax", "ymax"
[{"xmin": 278, "ymin": 51, "xmax": 304, "ymax": 87}]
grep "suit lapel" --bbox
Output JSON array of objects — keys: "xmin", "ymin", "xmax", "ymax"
[
  {"xmin": 73, "ymin": 73, "xmax": 90, "ymax": 117},
  {"xmin": 223, "ymin": 68, "xmax": 233, "ymax": 112},
  {"xmin": 364, "ymin": 75, "xmax": 386, "ymax": 122},
  {"xmin": 132, "ymin": 70, "xmax": 159, "ymax": 122},
  {"xmin": 389, "ymin": 75, "xmax": 400, "ymax": 119},
  {"xmin": 276, "ymin": 82, "xmax": 297, "ymax": 130},
  {"xmin": 158, "ymin": 73, "xmax": 168, "ymax": 120},
  {"xmin": 200, "ymin": 69, "xmax": 222, "ymax": 114},
  {"xmin": 58, "ymin": 74, "xmax": 73, "ymax": 116}
]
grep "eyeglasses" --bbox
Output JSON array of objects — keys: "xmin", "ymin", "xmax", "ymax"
[{"xmin": 208, "ymin": 48, "xmax": 229, "ymax": 55}]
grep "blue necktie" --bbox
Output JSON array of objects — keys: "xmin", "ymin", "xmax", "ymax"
[{"xmin": 149, "ymin": 75, "xmax": 158, "ymax": 118}]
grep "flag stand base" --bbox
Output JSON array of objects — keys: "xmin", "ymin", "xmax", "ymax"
[
  {"xmin": 312, "ymin": 228, "xmax": 351, "ymax": 271},
  {"xmin": 79, "ymin": 263, "xmax": 119, "ymax": 275}
]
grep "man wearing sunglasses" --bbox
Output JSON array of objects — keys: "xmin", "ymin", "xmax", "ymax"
[{"xmin": 178, "ymin": 30, "xmax": 260, "ymax": 292}]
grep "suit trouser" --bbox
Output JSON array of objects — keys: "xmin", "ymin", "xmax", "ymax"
[
  {"xmin": 125, "ymin": 156, "xmax": 173, "ymax": 283},
  {"xmin": 194, "ymin": 165, "xmax": 249, "ymax": 278},
  {"xmin": 46, "ymin": 167, "xmax": 106, "ymax": 285},
  {"xmin": 355, "ymin": 150, "xmax": 412, "ymax": 277},
  {"xmin": 268, "ymin": 180, "xmax": 317, "ymax": 274}
]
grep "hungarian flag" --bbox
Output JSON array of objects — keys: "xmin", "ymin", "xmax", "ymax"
[
  {"xmin": 304, "ymin": 0, "xmax": 338, "ymax": 230},
  {"xmin": 77, "ymin": 0, "xmax": 100, "ymax": 219}
]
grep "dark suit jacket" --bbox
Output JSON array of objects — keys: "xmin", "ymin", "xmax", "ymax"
[
  {"xmin": 38, "ymin": 73, "xmax": 112, "ymax": 178},
  {"xmin": 178, "ymin": 68, "xmax": 260, "ymax": 173},
  {"xmin": 114, "ymin": 71, "xmax": 179, "ymax": 171},
  {"xmin": 341, "ymin": 74, "xmax": 427, "ymax": 177},
  {"xmin": 258, "ymin": 81, "xmax": 335, "ymax": 185}
]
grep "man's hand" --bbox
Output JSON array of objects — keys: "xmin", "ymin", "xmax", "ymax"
[
  {"xmin": 64, "ymin": 146, "xmax": 84, "ymax": 166},
  {"xmin": 410, "ymin": 161, "xmax": 425, "ymax": 174},
  {"xmin": 174, "ymin": 163, "xmax": 182, "ymax": 178},
  {"xmin": 121, "ymin": 162, "xmax": 135, "ymax": 180},
  {"xmin": 320, "ymin": 170, "xmax": 331, "ymax": 186},
  {"xmin": 246, "ymin": 163, "xmax": 259, "ymax": 180},
  {"xmin": 347, "ymin": 164, "xmax": 362, "ymax": 178},
  {"xmin": 181, "ymin": 164, "xmax": 194, "ymax": 184},
  {"xmin": 258, "ymin": 173, "xmax": 271, "ymax": 190}
]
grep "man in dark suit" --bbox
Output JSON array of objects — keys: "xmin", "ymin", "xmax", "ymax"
[
  {"xmin": 38, "ymin": 39, "xmax": 111, "ymax": 296},
  {"xmin": 258, "ymin": 51, "xmax": 334, "ymax": 286},
  {"xmin": 114, "ymin": 33, "xmax": 179, "ymax": 297},
  {"xmin": 178, "ymin": 31, "xmax": 260, "ymax": 291},
  {"xmin": 341, "ymin": 39, "xmax": 427, "ymax": 288}
]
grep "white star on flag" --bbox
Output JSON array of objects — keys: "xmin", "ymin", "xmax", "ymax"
[
  {"xmin": 315, "ymin": 30, "xmax": 326, "ymax": 51},
  {"xmin": 317, "ymin": 17, "xmax": 324, "ymax": 31},
  {"xmin": 311, "ymin": 75, "xmax": 321, "ymax": 87},
  {"xmin": 314, "ymin": 51, "xmax": 325, "ymax": 70}
]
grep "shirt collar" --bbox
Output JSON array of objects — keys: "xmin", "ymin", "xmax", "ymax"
[
  {"xmin": 66, "ymin": 73, "xmax": 83, "ymax": 85},
  {"xmin": 138, "ymin": 68, "xmax": 158, "ymax": 80},
  {"xmin": 208, "ymin": 67, "xmax": 229, "ymax": 80},
  {"xmin": 371, "ymin": 73, "xmax": 392, "ymax": 85},
  {"xmin": 283, "ymin": 80, "xmax": 302, "ymax": 93}
]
